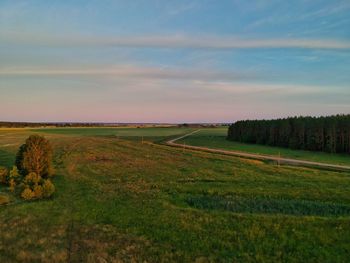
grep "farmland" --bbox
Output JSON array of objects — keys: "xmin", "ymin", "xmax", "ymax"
[{"xmin": 1, "ymin": 127, "xmax": 350, "ymax": 262}]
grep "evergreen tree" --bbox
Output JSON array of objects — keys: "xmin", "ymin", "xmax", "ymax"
[
  {"xmin": 15, "ymin": 135, "xmax": 54, "ymax": 178},
  {"xmin": 227, "ymin": 114, "xmax": 350, "ymax": 154}
]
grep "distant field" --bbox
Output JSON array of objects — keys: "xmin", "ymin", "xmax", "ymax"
[
  {"xmin": 0, "ymin": 127, "xmax": 194, "ymax": 166},
  {"xmin": 32, "ymin": 126, "xmax": 194, "ymax": 143},
  {"xmin": 178, "ymin": 128, "xmax": 350, "ymax": 166},
  {"xmin": 1, "ymin": 128, "xmax": 350, "ymax": 261}
]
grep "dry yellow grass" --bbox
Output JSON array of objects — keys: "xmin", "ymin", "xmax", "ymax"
[{"xmin": 241, "ymin": 158, "xmax": 264, "ymax": 165}]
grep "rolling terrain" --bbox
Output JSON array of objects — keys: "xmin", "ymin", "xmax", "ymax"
[{"xmin": 0, "ymin": 127, "xmax": 350, "ymax": 262}]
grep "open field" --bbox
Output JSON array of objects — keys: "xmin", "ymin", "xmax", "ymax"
[
  {"xmin": 177, "ymin": 128, "xmax": 350, "ymax": 166},
  {"xmin": 31, "ymin": 126, "xmax": 190, "ymax": 137},
  {"xmin": 32, "ymin": 127, "xmax": 195, "ymax": 142},
  {"xmin": 1, "ymin": 127, "xmax": 350, "ymax": 262}
]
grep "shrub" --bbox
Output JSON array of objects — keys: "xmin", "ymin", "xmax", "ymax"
[
  {"xmin": 16, "ymin": 135, "xmax": 54, "ymax": 178},
  {"xmin": 21, "ymin": 188, "xmax": 35, "ymax": 200},
  {"xmin": 22, "ymin": 173, "xmax": 54, "ymax": 199},
  {"xmin": 24, "ymin": 172, "xmax": 41, "ymax": 186},
  {"xmin": 33, "ymin": 185, "xmax": 43, "ymax": 198},
  {"xmin": 9, "ymin": 166, "xmax": 21, "ymax": 182},
  {"xmin": 42, "ymin": 180, "xmax": 55, "ymax": 198},
  {"xmin": 0, "ymin": 166, "xmax": 8, "ymax": 184},
  {"xmin": 8, "ymin": 166, "xmax": 21, "ymax": 192}
]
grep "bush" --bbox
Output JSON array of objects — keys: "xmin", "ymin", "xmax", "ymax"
[
  {"xmin": 21, "ymin": 188, "xmax": 35, "ymax": 200},
  {"xmin": 33, "ymin": 185, "xmax": 43, "ymax": 198},
  {"xmin": 19, "ymin": 175, "xmax": 55, "ymax": 199},
  {"xmin": 21, "ymin": 173, "xmax": 54, "ymax": 199},
  {"xmin": 8, "ymin": 166, "xmax": 21, "ymax": 192},
  {"xmin": 42, "ymin": 180, "xmax": 55, "ymax": 198},
  {"xmin": 9, "ymin": 166, "xmax": 20, "ymax": 182},
  {"xmin": 24, "ymin": 172, "xmax": 41, "ymax": 186}
]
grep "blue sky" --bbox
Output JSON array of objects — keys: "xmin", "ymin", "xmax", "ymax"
[{"xmin": 0, "ymin": 0, "xmax": 349, "ymax": 122}]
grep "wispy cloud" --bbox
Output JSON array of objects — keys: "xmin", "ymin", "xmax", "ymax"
[
  {"xmin": 246, "ymin": 1, "xmax": 350, "ymax": 31},
  {"xmin": 1, "ymin": 66, "xmax": 344, "ymax": 98},
  {"xmin": 0, "ymin": 66, "xmax": 258, "ymax": 82},
  {"xmin": 1, "ymin": 61, "xmax": 348, "ymax": 123},
  {"xmin": 191, "ymin": 80, "xmax": 342, "ymax": 97},
  {"xmin": 2, "ymin": 32, "xmax": 350, "ymax": 50}
]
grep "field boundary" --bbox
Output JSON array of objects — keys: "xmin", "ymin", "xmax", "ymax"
[{"xmin": 166, "ymin": 130, "xmax": 350, "ymax": 172}]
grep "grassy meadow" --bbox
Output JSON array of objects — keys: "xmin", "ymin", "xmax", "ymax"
[
  {"xmin": 0, "ymin": 127, "xmax": 350, "ymax": 262},
  {"xmin": 178, "ymin": 127, "xmax": 350, "ymax": 166}
]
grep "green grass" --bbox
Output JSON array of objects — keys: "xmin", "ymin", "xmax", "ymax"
[
  {"xmin": 185, "ymin": 194, "xmax": 350, "ymax": 217},
  {"xmin": 26, "ymin": 127, "xmax": 196, "ymax": 148},
  {"xmin": 0, "ymin": 128, "xmax": 350, "ymax": 262},
  {"xmin": 32, "ymin": 126, "xmax": 194, "ymax": 142},
  {"xmin": 178, "ymin": 127, "xmax": 350, "ymax": 166},
  {"xmin": 0, "ymin": 148, "xmax": 15, "ymax": 168}
]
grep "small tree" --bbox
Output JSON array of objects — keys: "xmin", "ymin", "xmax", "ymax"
[
  {"xmin": 16, "ymin": 135, "xmax": 53, "ymax": 178},
  {"xmin": 8, "ymin": 166, "xmax": 20, "ymax": 192}
]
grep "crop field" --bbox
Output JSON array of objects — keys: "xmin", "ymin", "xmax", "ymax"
[
  {"xmin": 178, "ymin": 128, "xmax": 350, "ymax": 166},
  {"xmin": 1, "ymin": 127, "xmax": 350, "ymax": 262}
]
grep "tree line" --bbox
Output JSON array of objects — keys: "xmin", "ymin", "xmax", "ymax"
[
  {"xmin": 0, "ymin": 122, "xmax": 183, "ymax": 128},
  {"xmin": 227, "ymin": 115, "xmax": 350, "ymax": 154},
  {"xmin": 0, "ymin": 122, "xmax": 119, "ymax": 128}
]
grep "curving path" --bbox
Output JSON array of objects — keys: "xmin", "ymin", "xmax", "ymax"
[{"xmin": 166, "ymin": 130, "xmax": 350, "ymax": 172}]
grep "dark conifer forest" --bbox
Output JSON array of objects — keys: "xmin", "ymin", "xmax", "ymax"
[{"xmin": 227, "ymin": 115, "xmax": 350, "ymax": 154}]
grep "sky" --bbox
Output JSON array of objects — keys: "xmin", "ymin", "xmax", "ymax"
[{"xmin": 0, "ymin": 0, "xmax": 350, "ymax": 123}]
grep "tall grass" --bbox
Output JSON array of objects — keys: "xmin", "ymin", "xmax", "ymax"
[{"xmin": 186, "ymin": 194, "xmax": 350, "ymax": 217}]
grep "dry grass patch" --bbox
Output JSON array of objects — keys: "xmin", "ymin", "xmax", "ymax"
[
  {"xmin": 0, "ymin": 216, "xmax": 68, "ymax": 262},
  {"xmin": 241, "ymin": 158, "xmax": 264, "ymax": 165},
  {"xmin": 67, "ymin": 224, "xmax": 152, "ymax": 262}
]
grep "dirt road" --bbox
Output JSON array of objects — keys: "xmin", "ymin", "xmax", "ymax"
[{"xmin": 166, "ymin": 130, "xmax": 350, "ymax": 172}]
